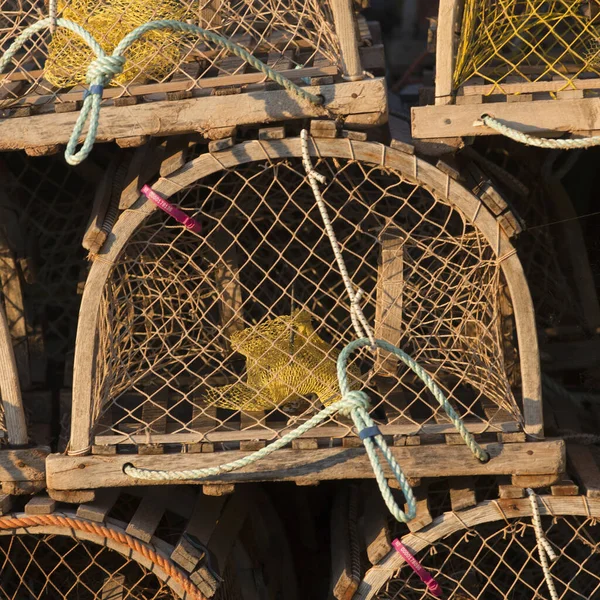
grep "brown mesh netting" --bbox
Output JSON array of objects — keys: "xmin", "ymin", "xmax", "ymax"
[
  {"xmin": 379, "ymin": 511, "xmax": 600, "ymax": 599},
  {"xmin": 1, "ymin": 152, "xmax": 92, "ymax": 363},
  {"xmin": 89, "ymin": 155, "xmax": 521, "ymax": 446},
  {"xmin": 0, "ymin": 0, "xmax": 341, "ymax": 108},
  {"xmin": 0, "ymin": 530, "xmax": 179, "ymax": 599}
]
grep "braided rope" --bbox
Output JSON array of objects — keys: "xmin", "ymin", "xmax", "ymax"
[
  {"xmin": 0, "ymin": 513, "xmax": 206, "ymax": 600},
  {"xmin": 300, "ymin": 129, "xmax": 375, "ymax": 346},
  {"xmin": 48, "ymin": 0, "xmax": 58, "ymax": 34},
  {"xmin": 0, "ymin": 19, "xmax": 324, "ymax": 165},
  {"xmin": 527, "ymin": 489, "xmax": 559, "ymax": 600},
  {"xmin": 482, "ymin": 115, "xmax": 600, "ymax": 149}
]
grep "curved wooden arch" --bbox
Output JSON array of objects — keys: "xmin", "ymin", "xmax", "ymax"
[
  {"xmin": 356, "ymin": 495, "xmax": 600, "ymax": 599},
  {"xmin": 0, "ymin": 511, "xmax": 189, "ymax": 598},
  {"xmin": 70, "ymin": 137, "xmax": 541, "ymax": 453},
  {"xmin": 0, "ymin": 302, "xmax": 28, "ymax": 446}
]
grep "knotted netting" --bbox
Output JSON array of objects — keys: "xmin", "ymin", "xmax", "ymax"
[
  {"xmin": 454, "ymin": 0, "xmax": 600, "ymax": 93},
  {"xmin": 86, "ymin": 151, "xmax": 522, "ymax": 447}
]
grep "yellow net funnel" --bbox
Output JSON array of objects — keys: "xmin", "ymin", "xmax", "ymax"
[
  {"xmin": 44, "ymin": 0, "xmax": 187, "ymax": 87},
  {"xmin": 205, "ymin": 310, "xmax": 362, "ymax": 411}
]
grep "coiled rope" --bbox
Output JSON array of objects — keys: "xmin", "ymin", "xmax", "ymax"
[
  {"xmin": 125, "ymin": 132, "xmax": 490, "ymax": 524},
  {"xmin": 481, "ymin": 114, "xmax": 600, "ymax": 150},
  {"xmin": 527, "ymin": 489, "xmax": 559, "ymax": 600},
  {"xmin": 0, "ymin": 18, "xmax": 324, "ymax": 165},
  {"xmin": 0, "ymin": 513, "xmax": 206, "ymax": 600}
]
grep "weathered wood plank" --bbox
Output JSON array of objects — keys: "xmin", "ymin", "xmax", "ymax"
[
  {"xmin": 24, "ymin": 495, "xmax": 56, "ymax": 515},
  {"xmin": 0, "ymin": 79, "xmax": 387, "ymax": 151},
  {"xmin": 568, "ymin": 444, "xmax": 600, "ymax": 498},
  {"xmin": 125, "ymin": 493, "xmax": 166, "ymax": 542},
  {"xmin": 412, "ymin": 98, "xmax": 600, "ymax": 139},
  {"xmin": 46, "ymin": 440, "xmax": 565, "ymax": 489},
  {"xmin": 449, "ymin": 476, "xmax": 477, "ymax": 511},
  {"xmin": 0, "ymin": 447, "xmax": 47, "ymax": 483},
  {"xmin": 0, "ymin": 304, "xmax": 28, "ymax": 446},
  {"xmin": 94, "ymin": 418, "xmax": 521, "ymax": 446},
  {"xmin": 331, "ymin": 486, "xmax": 360, "ymax": 600},
  {"xmin": 434, "ymin": 0, "xmax": 459, "ymax": 105},
  {"xmin": 362, "ymin": 481, "xmax": 392, "ymax": 565},
  {"xmin": 76, "ymin": 488, "xmax": 120, "ymax": 522}
]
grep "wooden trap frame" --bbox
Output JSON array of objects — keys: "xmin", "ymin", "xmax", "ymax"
[
  {"xmin": 412, "ymin": 0, "xmax": 600, "ymax": 140},
  {"xmin": 354, "ymin": 494, "xmax": 600, "ymax": 600},
  {"xmin": 0, "ymin": 0, "xmax": 385, "ymax": 153},
  {"xmin": 456, "ymin": 142, "xmax": 600, "ymax": 376},
  {"xmin": 0, "ymin": 484, "xmax": 296, "ymax": 599},
  {"xmin": 46, "ymin": 133, "xmax": 564, "ymax": 493}
]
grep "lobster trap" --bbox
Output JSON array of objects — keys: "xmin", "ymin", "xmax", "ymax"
[
  {"xmin": 356, "ymin": 494, "xmax": 600, "ymax": 599},
  {"xmin": 0, "ymin": 0, "xmax": 385, "ymax": 152},
  {"xmin": 457, "ymin": 142, "xmax": 600, "ymax": 376},
  {"xmin": 0, "ymin": 485, "xmax": 296, "ymax": 599},
  {"xmin": 411, "ymin": 0, "xmax": 600, "ymax": 140},
  {"xmin": 46, "ymin": 134, "xmax": 564, "ymax": 493}
]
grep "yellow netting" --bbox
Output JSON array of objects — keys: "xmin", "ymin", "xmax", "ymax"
[
  {"xmin": 205, "ymin": 310, "xmax": 362, "ymax": 411},
  {"xmin": 44, "ymin": 0, "xmax": 187, "ymax": 87},
  {"xmin": 454, "ymin": 0, "xmax": 600, "ymax": 92}
]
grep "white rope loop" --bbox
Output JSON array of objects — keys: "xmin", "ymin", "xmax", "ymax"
[
  {"xmin": 527, "ymin": 488, "xmax": 559, "ymax": 600},
  {"xmin": 482, "ymin": 114, "xmax": 600, "ymax": 150}
]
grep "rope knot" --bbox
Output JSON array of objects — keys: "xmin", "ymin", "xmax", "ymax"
[
  {"xmin": 339, "ymin": 389, "xmax": 370, "ymax": 416},
  {"xmin": 86, "ymin": 55, "xmax": 126, "ymax": 84}
]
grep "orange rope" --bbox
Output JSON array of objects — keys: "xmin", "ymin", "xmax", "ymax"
[{"xmin": 0, "ymin": 514, "xmax": 207, "ymax": 600}]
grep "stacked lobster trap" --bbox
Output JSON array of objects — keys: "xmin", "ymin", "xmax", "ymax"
[
  {"xmin": 0, "ymin": 0, "xmax": 386, "ymax": 153},
  {"xmin": 412, "ymin": 0, "xmax": 600, "ymax": 140},
  {"xmin": 44, "ymin": 132, "xmax": 565, "ymax": 496},
  {"xmin": 456, "ymin": 141, "xmax": 600, "ymax": 379},
  {"xmin": 0, "ymin": 483, "xmax": 295, "ymax": 599}
]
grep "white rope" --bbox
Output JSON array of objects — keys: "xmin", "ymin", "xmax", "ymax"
[
  {"xmin": 300, "ymin": 129, "xmax": 376, "ymax": 348},
  {"xmin": 482, "ymin": 115, "xmax": 600, "ymax": 150},
  {"xmin": 527, "ymin": 489, "xmax": 559, "ymax": 600},
  {"xmin": 49, "ymin": 0, "xmax": 57, "ymax": 33}
]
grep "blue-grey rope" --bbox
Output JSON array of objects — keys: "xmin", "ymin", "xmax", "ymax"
[{"xmin": 0, "ymin": 18, "xmax": 324, "ymax": 165}]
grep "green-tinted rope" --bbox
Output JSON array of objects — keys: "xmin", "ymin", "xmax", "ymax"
[
  {"xmin": 0, "ymin": 18, "xmax": 324, "ymax": 165},
  {"xmin": 124, "ymin": 337, "xmax": 490, "ymax": 523}
]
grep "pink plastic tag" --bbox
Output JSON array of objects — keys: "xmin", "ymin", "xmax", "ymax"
[
  {"xmin": 141, "ymin": 185, "xmax": 202, "ymax": 234},
  {"xmin": 392, "ymin": 539, "xmax": 442, "ymax": 598}
]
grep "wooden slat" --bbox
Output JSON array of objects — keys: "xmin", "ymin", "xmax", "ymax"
[
  {"xmin": 406, "ymin": 485, "xmax": 432, "ymax": 533},
  {"xmin": 0, "ymin": 302, "xmax": 28, "ymax": 446},
  {"xmin": 119, "ymin": 140, "xmax": 163, "ymax": 210},
  {"xmin": 330, "ymin": 0, "xmax": 362, "ymax": 80},
  {"xmin": 449, "ymin": 476, "xmax": 477, "ymax": 511},
  {"xmin": 76, "ymin": 488, "xmax": 120, "ymax": 522},
  {"xmin": 462, "ymin": 76, "xmax": 600, "ymax": 96},
  {"xmin": 568, "ymin": 445, "xmax": 600, "ymax": 498},
  {"xmin": 0, "ymin": 213, "xmax": 30, "ymax": 389},
  {"xmin": 374, "ymin": 227, "xmax": 404, "ymax": 375},
  {"xmin": 46, "ymin": 440, "xmax": 566, "ymax": 489},
  {"xmin": 0, "ymin": 79, "xmax": 387, "ymax": 152},
  {"xmin": 94, "ymin": 417, "xmax": 521, "ymax": 446},
  {"xmin": 82, "ymin": 159, "xmax": 117, "ymax": 253},
  {"xmin": 24, "ymin": 495, "xmax": 56, "ymax": 515},
  {"xmin": 141, "ymin": 385, "xmax": 169, "ymax": 435},
  {"xmin": 125, "ymin": 493, "xmax": 166, "ymax": 543},
  {"xmin": 331, "ymin": 486, "xmax": 360, "ymax": 600},
  {"xmin": 434, "ymin": 0, "xmax": 459, "ymax": 105},
  {"xmin": 362, "ymin": 481, "xmax": 391, "ymax": 565},
  {"xmin": 412, "ymin": 97, "xmax": 600, "ymax": 139},
  {"xmin": 101, "ymin": 575, "xmax": 125, "ymax": 600}
]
